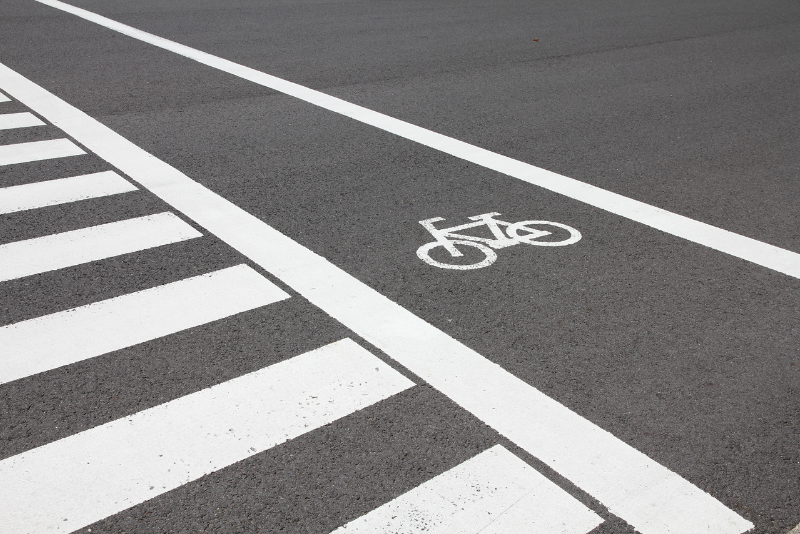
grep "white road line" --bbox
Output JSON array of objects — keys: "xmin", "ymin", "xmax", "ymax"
[
  {"xmin": 0, "ymin": 211, "xmax": 201, "ymax": 282},
  {"xmin": 332, "ymin": 445, "xmax": 603, "ymax": 534},
  {"xmin": 788, "ymin": 522, "xmax": 800, "ymax": 534},
  {"xmin": 0, "ymin": 338, "xmax": 414, "ymax": 533},
  {"xmin": 31, "ymin": 0, "xmax": 800, "ymax": 280},
  {"xmin": 0, "ymin": 138, "xmax": 85, "ymax": 166},
  {"xmin": 0, "ymin": 91, "xmax": 9, "ymax": 102},
  {"xmin": 0, "ymin": 112, "xmax": 45, "ymax": 130},
  {"xmin": 0, "ymin": 61, "xmax": 753, "ymax": 534},
  {"xmin": 0, "ymin": 264, "xmax": 289, "ymax": 385},
  {"xmin": 0, "ymin": 171, "xmax": 138, "ymax": 214}
]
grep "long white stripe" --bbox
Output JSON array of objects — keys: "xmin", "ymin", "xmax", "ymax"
[
  {"xmin": 30, "ymin": 0, "xmax": 800, "ymax": 280},
  {"xmin": 333, "ymin": 445, "xmax": 602, "ymax": 534},
  {"xmin": 0, "ymin": 60, "xmax": 752, "ymax": 534},
  {"xmin": 0, "ymin": 171, "xmax": 137, "ymax": 214},
  {"xmin": 0, "ymin": 138, "xmax": 85, "ymax": 166},
  {"xmin": 0, "ymin": 211, "xmax": 201, "ymax": 282},
  {"xmin": 0, "ymin": 338, "xmax": 414, "ymax": 533},
  {"xmin": 0, "ymin": 112, "xmax": 45, "ymax": 130},
  {"xmin": 0, "ymin": 91, "xmax": 9, "ymax": 102},
  {"xmin": 0, "ymin": 264, "xmax": 289, "ymax": 385}
]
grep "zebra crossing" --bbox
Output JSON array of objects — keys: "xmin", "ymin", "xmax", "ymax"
[
  {"xmin": 332, "ymin": 446, "xmax": 602, "ymax": 534},
  {"xmin": 0, "ymin": 89, "xmax": 608, "ymax": 533},
  {"xmin": 0, "ymin": 265, "xmax": 288, "ymax": 385},
  {"xmin": 0, "ymin": 138, "xmax": 85, "ymax": 166},
  {"xmin": 0, "ymin": 339, "xmax": 415, "ymax": 532},
  {"xmin": 0, "ymin": 212, "xmax": 203, "ymax": 282},
  {"xmin": 0, "ymin": 171, "xmax": 137, "ymax": 214},
  {"xmin": 0, "ymin": 112, "xmax": 45, "ymax": 130}
]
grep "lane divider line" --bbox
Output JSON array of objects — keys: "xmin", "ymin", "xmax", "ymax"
[
  {"xmin": 31, "ymin": 0, "xmax": 800, "ymax": 280},
  {"xmin": 0, "ymin": 138, "xmax": 84, "ymax": 166},
  {"xmin": 0, "ymin": 61, "xmax": 753, "ymax": 534},
  {"xmin": 0, "ymin": 264, "xmax": 290, "ymax": 385},
  {"xmin": 0, "ymin": 338, "xmax": 414, "ymax": 533},
  {"xmin": 0, "ymin": 111, "xmax": 45, "ymax": 130},
  {"xmin": 0, "ymin": 170, "xmax": 138, "ymax": 214},
  {"xmin": 0, "ymin": 211, "xmax": 202, "ymax": 282},
  {"xmin": 0, "ymin": 91, "xmax": 9, "ymax": 102},
  {"xmin": 332, "ymin": 444, "xmax": 603, "ymax": 534}
]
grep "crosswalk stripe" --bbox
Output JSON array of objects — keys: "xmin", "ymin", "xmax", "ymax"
[
  {"xmin": 0, "ymin": 112, "xmax": 45, "ymax": 130},
  {"xmin": 0, "ymin": 264, "xmax": 289, "ymax": 385},
  {"xmin": 0, "ymin": 59, "xmax": 753, "ymax": 534},
  {"xmin": 0, "ymin": 265, "xmax": 289, "ymax": 384},
  {"xmin": 333, "ymin": 445, "xmax": 603, "ymax": 534},
  {"xmin": 0, "ymin": 91, "xmax": 9, "ymax": 102},
  {"xmin": 0, "ymin": 212, "xmax": 201, "ymax": 282},
  {"xmin": 0, "ymin": 171, "xmax": 138, "ymax": 214},
  {"xmin": 0, "ymin": 338, "xmax": 415, "ymax": 533},
  {"xmin": 0, "ymin": 138, "xmax": 85, "ymax": 166}
]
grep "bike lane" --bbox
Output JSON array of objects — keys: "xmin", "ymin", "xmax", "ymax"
[{"xmin": 2, "ymin": 1, "xmax": 799, "ymax": 533}]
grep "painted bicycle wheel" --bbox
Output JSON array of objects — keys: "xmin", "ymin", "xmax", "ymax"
[
  {"xmin": 506, "ymin": 220, "xmax": 582, "ymax": 246},
  {"xmin": 416, "ymin": 239, "xmax": 498, "ymax": 270}
]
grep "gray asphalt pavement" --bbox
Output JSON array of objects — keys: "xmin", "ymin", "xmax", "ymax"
[{"xmin": 1, "ymin": 1, "xmax": 799, "ymax": 533}]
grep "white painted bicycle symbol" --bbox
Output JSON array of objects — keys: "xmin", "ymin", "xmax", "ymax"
[{"xmin": 416, "ymin": 212, "xmax": 581, "ymax": 270}]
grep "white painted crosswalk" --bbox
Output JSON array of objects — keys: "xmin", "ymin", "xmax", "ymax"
[
  {"xmin": 0, "ymin": 339, "xmax": 415, "ymax": 534},
  {"xmin": 0, "ymin": 90, "xmax": 9, "ymax": 102},
  {"xmin": 0, "ymin": 264, "xmax": 289, "ymax": 385},
  {"xmin": 0, "ymin": 111, "xmax": 45, "ymax": 130},
  {"xmin": 0, "ymin": 171, "xmax": 138, "ymax": 214},
  {"xmin": 0, "ymin": 138, "xmax": 85, "ymax": 166},
  {"xmin": 333, "ymin": 445, "xmax": 603, "ymax": 534},
  {"xmin": 0, "ymin": 212, "xmax": 202, "ymax": 282}
]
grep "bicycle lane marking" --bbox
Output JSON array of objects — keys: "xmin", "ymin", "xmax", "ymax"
[
  {"xmin": 416, "ymin": 213, "xmax": 581, "ymax": 270},
  {"xmin": 32, "ymin": 0, "xmax": 800, "ymax": 282},
  {"xmin": 0, "ymin": 63, "xmax": 752, "ymax": 534}
]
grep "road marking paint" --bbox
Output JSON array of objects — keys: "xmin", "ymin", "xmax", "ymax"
[
  {"xmin": 0, "ymin": 264, "xmax": 289, "ymax": 385},
  {"xmin": 0, "ymin": 171, "xmax": 138, "ymax": 214},
  {"xmin": 0, "ymin": 91, "xmax": 9, "ymax": 102},
  {"xmin": 0, "ymin": 211, "xmax": 201, "ymax": 282},
  {"xmin": 0, "ymin": 338, "xmax": 414, "ymax": 533},
  {"xmin": 0, "ymin": 112, "xmax": 45, "ymax": 130},
  {"xmin": 332, "ymin": 445, "xmax": 602, "ymax": 534},
  {"xmin": 789, "ymin": 523, "xmax": 800, "ymax": 534},
  {"xmin": 0, "ymin": 138, "xmax": 85, "ymax": 166},
  {"xmin": 31, "ymin": 0, "xmax": 800, "ymax": 280},
  {"xmin": 0, "ymin": 63, "xmax": 753, "ymax": 534},
  {"xmin": 417, "ymin": 212, "xmax": 580, "ymax": 270}
]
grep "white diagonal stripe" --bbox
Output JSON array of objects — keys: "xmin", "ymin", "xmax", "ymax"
[
  {"xmin": 333, "ymin": 445, "xmax": 603, "ymax": 534},
  {"xmin": 0, "ymin": 138, "xmax": 84, "ymax": 166},
  {"xmin": 0, "ymin": 171, "xmax": 137, "ymax": 214},
  {"xmin": 0, "ymin": 338, "xmax": 415, "ymax": 533},
  {"xmin": 0, "ymin": 112, "xmax": 45, "ymax": 130},
  {"xmin": 0, "ymin": 212, "xmax": 200, "ymax": 282},
  {"xmin": 0, "ymin": 264, "xmax": 289, "ymax": 384}
]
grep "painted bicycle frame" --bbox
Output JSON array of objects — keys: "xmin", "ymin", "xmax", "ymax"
[{"xmin": 417, "ymin": 212, "xmax": 581, "ymax": 270}]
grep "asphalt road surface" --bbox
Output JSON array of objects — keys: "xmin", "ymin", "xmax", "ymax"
[{"xmin": 1, "ymin": 1, "xmax": 799, "ymax": 533}]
